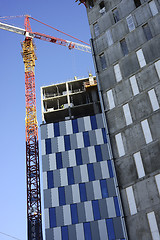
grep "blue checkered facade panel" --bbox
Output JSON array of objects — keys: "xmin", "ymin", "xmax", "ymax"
[{"xmin": 41, "ymin": 113, "xmax": 126, "ymax": 240}]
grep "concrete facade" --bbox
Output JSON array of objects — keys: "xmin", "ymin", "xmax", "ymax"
[
  {"xmin": 81, "ymin": 0, "xmax": 160, "ymax": 239},
  {"xmin": 40, "ymin": 77, "xmax": 127, "ymax": 239}
]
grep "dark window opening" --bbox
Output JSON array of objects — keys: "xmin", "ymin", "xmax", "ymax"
[
  {"xmin": 88, "ymin": 0, "xmax": 94, "ymax": 8},
  {"xmin": 99, "ymin": 53, "xmax": 107, "ymax": 70},
  {"xmin": 120, "ymin": 39, "xmax": 129, "ymax": 56},
  {"xmin": 99, "ymin": 1, "xmax": 105, "ymax": 9},
  {"xmin": 134, "ymin": 0, "xmax": 141, "ymax": 8},
  {"xmin": 112, "ymin": 8, "xmax": 120, "ymax": 23},
  {"xmin": 142, "ymin": 23, "xmax": 153, "ymax": 41}
]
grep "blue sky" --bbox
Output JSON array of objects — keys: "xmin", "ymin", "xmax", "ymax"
[{"xmin": 0, "ymin": 1, "xmax": 94, "ymax": 239}]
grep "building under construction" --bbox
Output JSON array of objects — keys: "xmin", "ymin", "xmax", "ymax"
[
  {"xmin": 40, "ymin": 75, "xmax": 127, "ymax": 239},
  {"xmin": 76, "ymin": 0, "xmax": 160, "ymax": 239}
]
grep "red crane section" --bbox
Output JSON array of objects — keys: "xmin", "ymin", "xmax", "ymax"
[{"xmin": 22, "ymin": 15, "xmax": 43, "ymax": 240}]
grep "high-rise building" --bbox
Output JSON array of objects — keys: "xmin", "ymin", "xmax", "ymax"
[
  {"xmin": 40, "ymin": 75, "xmax": 127, "ymax": 239},
  {"xmin": 77, "ymin": 0, "xmax": 160, "ymax": 239}
]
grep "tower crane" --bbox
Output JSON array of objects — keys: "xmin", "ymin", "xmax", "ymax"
[{"xmin": 0, "ymin": 15, "xmax": 91, "ymax": 240}]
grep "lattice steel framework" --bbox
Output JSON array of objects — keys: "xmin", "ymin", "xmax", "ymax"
[{"xmin": 21, "ymin": 16, "xmax": 43, "ymax": 240}]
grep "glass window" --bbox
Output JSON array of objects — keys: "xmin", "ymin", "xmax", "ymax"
[
  {"xmin": 114, "ymin": 63, "xmax": 122, "ymax": 82},
  {"xmin": 67, "ymin": 167, "xmax": 74, "ymax": 185},
  {"xmin": 134, "ymin": 0, "xmax": 141, "ymax": 8},
  {"xmin": 75, "ymin": 149, "xmax": 83, "ymax": 166},
  {"xmin": 93, "ymin": 22, "xmax": 100, "ymax": 37},
  {"xmin": 126, "ymin": 15, "xmax": 135, "ymax": 32},
  {"xmin": 149, "ymin": 0, "xmax": 158, "ymax": 16},
  {"xmin": 107, "ymin": 160, "xmax": 114, "ymax": 178},
  {"xmin": 120, "ymin": 39, "xmax": 129, "ymax": 56},
  {"xmin": 47, "ymin": 171, "xmax": 54, "ymax": 189},
  {"xmin": 72, "ymin": 119, "xmax": 79, "ymax": 133},
  {"xmin": 100, "ymin": 179, "xmax": 108, "ymax": 198},
  {"xmin": 114, "ymin": 196, "xmax": 121, "ymax": 217},
  {"xmin": 64, "ymin": 135, "xmax": 71, "ymax": 151},
  {"xmin": 92, "ymin": 200, "xmax": 101, "ymax": 220},
  {"xmin": 87, "ymin": 164, "xmax": 95, "ymax": 181},
  {"xmin": 70, "ymin": 204, "xmax": 79, "ymax": 224},
  {"xmin": 83, "ymin": 222, "xmax": 92, "ymax": 240},
  {"xmin": 106, "ymin": 219, "xmax": 115, "ymax": 239},
  {"xmin": 61, "ymin": 226, "xmax": 69, "ymax": 240},
  {"xmin": 79, "ymin": 183, "xmax": 87, "ymax": 202},
  {"xmin": 95, "ymin": 145, "xmax": 103, "ymax": 162},
  {"xmin": 143, "ymin": 23, "xmax": 152, "ymax": 41},
  {"xmin": 106, "ymin": 29, "xmax": 113, "ymax": 46},
  {"xmin": 99, "ymin": 53, "xmax": 107, "ymax": 70},
  {"xmin": 49, "ymin": 207, "xmax": 56, "ymax": 228},
  {"xmin": 99, "ymin": 1, "xmax": 105, "ymax": 14},
  {"xmin": 83, "ymin": 131, "xmax": 90, "ymax": 147},
  {"xmin": 102, "ymin": 128, "xmax": 107, "ymax": 143},
  {"xmin": 54, "ymin": 122, "xmax": 60, "ymax": 137},
  {"xmin": 56, "ymin": 152, "xmax": 63, "ymax": 169},
  {"xmin": 136, "ymin": 49, "xmax": 146, "ymax": 68},
  {"xmin": 58, "ymin": 187, "xmax": 66, "ymax": 206},
  {"xmin": 90, "ymin": 115, "xmax": 98, "ymax": 130},
  {"xmin": 45, "ymin": 138, "xmax": 52, "ymax": 155},
  {"xmin": 112, "ymin": 8, "xmax": 120, "ymax": 23}
]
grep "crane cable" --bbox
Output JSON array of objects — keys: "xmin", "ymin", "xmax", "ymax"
[
  {"xmin": 0, "ymin": 231, "xmax": 21, "ymax": 240},
  {"xmin": 29, "ymin": 16, "xmax": 90, "ymax": 46}
]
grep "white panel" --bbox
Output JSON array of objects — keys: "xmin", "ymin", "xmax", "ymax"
[
  {"xmin": 147, "ymin": 211, "xmax": 160, "ymax": 240},
  {"xmin": 115, "ymin": 133, "xmax": 125, "ymax": 157},
  {"xmin": 106, "ymin": 29, "xmax": 113, "ymax": 46},
  {"xmin": 133, "ymin": 152, "xmax": 145, "ymax": 178},
  {"xmin": 41, "ymin": 139, "xmax": 45, "ymax": 155},
  {"xmin": 106, "ymin": 198, "xmax": 116, "ymax": 218},
  {"xmin": 51, "ymin": 188, "xmax": 59, "ymax": 207},
  {"xmin": 47, "ymin": 123, "xmax": 54, "ymax": 138},
  {"xmin": 126, "ymin": 186, "xmax": 137, "ymax": 215},
  {"xmin": 95, "ymin": 129, "xmax": 104, "ymax": 145},
  {"xmin": 148, "ymin": 89, "xmax": 159, "ymax": 111},
  {"xmin": 149, "ymin": 0, "xmax": 158, "ymax": 16},
  {"xmin": 72, "ymin": 184, "xmax": 80, "ymax": 203},
  {"xmin": 60, "ymin": 168, "xmax": 68, "ymax": 186},
  {"xmin": 80, "ymin": 165, "xmax": 89, "ymax": 182},
  {"xmin": 57, "ymin": 136, "xmax": 65, "ymax": 152},
  {"xmin": 93, "ymin": 180, "xmax": 102, "ymax": 199},
  {"xmin": 43, "ymin": 172, "xmax": 47, "ymax": 190},
  {"xmin": 84, "ymin": 201, "xmax": 94, "ymax": 221},
  {"xmin": 84, "ymin": 116, "xmax": 92, "ymax": 131},
  {"xmin": 65, "ymin": 120, "xmax": 73, "ymax": 134},
  {"xmin": 141, "ymin": 119, "xmax": 153, "ymax": 144},
  {"xmin": 54, "ymin": 227, "xmax": 61, "ymax": 240},
  {"xmin": 126, "ymin": 14, "xmax": 135, "ymax": 32},
  {"xmin": 123, "ymin": 103, "xmax": 133, "ymax": 125},
  {"xmin": 136, "ymin": 49, "xmax": 146, "ymax": 68},
  {"xmin": 98, "ymin": 219, "xmax": 109, "ymax": 240},
  {"xmin": 155, "ymin": 174, "xmax": 160, "ymax": 196},
  {"xmin": 49, "ymin": 154, "xmax": 56, "ymax": 170},
  {"xmin": 44, "ymin": 208, "xmax": 49, "ymax": 229},
  {"xmin": 63, "ymin": 205, "xmax": 71, "ymax": 225},
  {"xmin": 155, "ymin": 60, "xmax": 160, "ymax": 79},
  {"xmin": 100, "ymin": 161, "xmax": 110, "ymax": 179},
  {"xmin": 114, "ymin": 64, "xmax": 122, "ymax": 82},
  {"xmin": 130, "ymin": 75, "xmax": 139, "ymax": 96},
  {"xmin": 107, "ymin": 89, "xmax": 115, "ymax": 109},
  {"xmin": 68, "ymin": 150, "xmax": 76, "ymax": 167},
  {"xmin": 76, "ymin": 223, "xmax": 85, "ymax": 240},
  {"xmin": 88, "ymin": 146, "xmax": 96, "ymax": 163},
  {"xmin": 76, "ymin": 132, "xmax": 84, "ymax": 148}
]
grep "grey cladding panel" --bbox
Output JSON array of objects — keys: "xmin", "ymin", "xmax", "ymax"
[
  {"xmin": 77, "ymin": 202, "xmax": 86, "ymax": 223},
  {"xmin": 44, "ymin": 189, "xmax": 52, "ymax": 209},
  {"xmin": 56, "ymin": 206, "xmax": 64, "ymax": 227},
  {"xmin": 99, "ymin": 198, "xmax": 108, "ymax": 219},
  {"xmin": 62, "ymin": 151, "xmax": 69, "ymax": 168},
  {"xmin": 113, "ymin": 217, "xmax": 125, "ymax": 239},
  {"xmin": 96, "ymin": 114, "xmax": 104, "ymax": 129},
  {"xmin": 70, "ymin": 134, "xmax": 77, "ymax": 150},
  {"xmin": 51, "ymin": 138, "xmax": 58, "ymax": 153},
  {"xmin": 134, "ymin": 4, "xmax": 151, "ymax": 26},
  {"xmin": 121, "ymin": 53, "xmax": 140, "ymax": 79},
  {"xmin": 59, "ymin": 121, "xmax": 66, "ymax": 136},
  {"xmin": 45, "ymin": 229, "xmax": 54, "ymax": 240},
  {"xmin": 53, "ymin": 170, "xmax": 61, "ymax": 188},
  {"xmin": 101, "ymin": 144, "xmax": 110, "ymax": 161},
  {"xmin": 68, "ymin": 225, "xmax": 77, "ymax": 240},
  {"xmin": 73, "ymin": 166, "xmax": 82, "ymax": 184},
  {"xmin": 143, "ymin": 37, "xmax": 160, "ymax": 65},
  {"xmin": 81, "ymin": 148, "xmax": 90, "ymax": 165},
  {"xmin": 94, "ymin": 162, "xmax": 102, "ymax": 180},
  {"xmin": 41, "ymin": 124, "xmax": 48, "ymax": 140},
  {"xmin": 90, "ymin": 221, "xmax": 100, "ymax": 240},
  {"xmin": 65, "ymin": 185, "xmax": 73, "ymax": 205},
  {"xmin": 107, "ymin": 178, "xmax": 116, "ymax": 197},
  {"xmin": 77, "ymin": 117, "xmax": 85, "ymax": 132},
  {"xmin": 86, "ymin": 182, "xmax": 94, "ymax": 201},
  {"xmin": 88, "ymin": 131, "xmax": 97, "ymax": 146},
  {"xmin": 42, "ymin": 155, "xmax": 50, "ymax": 172}
]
